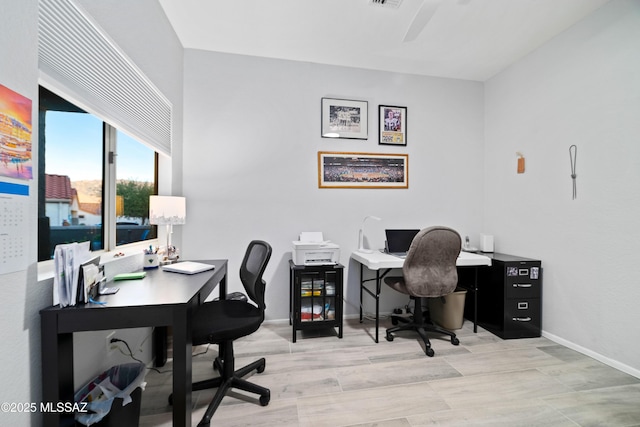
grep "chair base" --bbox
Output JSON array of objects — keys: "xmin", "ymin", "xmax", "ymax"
[
  {"xmin": 169, "ymin": 341, "xmax": 270, "ymax": 427},
  {"xmin": 385, "ymin": 298, "xmax": 459, "ymax": 357}
]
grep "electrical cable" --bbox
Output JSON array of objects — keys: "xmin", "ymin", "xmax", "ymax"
[
  {"xmin": 191, "ymin": 344, "xmax": 211, "ymax": 357},
  {"xmin": 110, "ymin": 338, "xmax": 214, "ymax": 374},
  {"xmin": 110, "ymin": 338, "xmax": 168, "ymax": 374}
]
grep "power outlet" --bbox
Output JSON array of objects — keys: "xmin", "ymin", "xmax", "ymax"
[
  {"xmin": 393, "ymin": 306, "xmax": 411, "ymax": 316},
  {"xmin": 105, "ymin": 331, "xmax": 115, "ymax": 353}
]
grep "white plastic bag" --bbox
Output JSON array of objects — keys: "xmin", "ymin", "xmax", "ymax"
[{"xmin": 74, "ymin": 362, "xmax": 147, "ymax": 426}]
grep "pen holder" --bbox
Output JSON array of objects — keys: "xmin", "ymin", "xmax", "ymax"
[{"xmin": 143, "ymin": 253, "xmax": 159, "ymax": 269}]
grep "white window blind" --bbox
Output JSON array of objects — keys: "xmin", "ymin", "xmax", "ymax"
[{"xmin": 38, "ymin": 0, "xmax": 172, "ymax": 156}]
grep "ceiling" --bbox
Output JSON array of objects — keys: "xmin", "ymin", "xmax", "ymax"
[{"xmin": 159, "ymin": 0, "xmax": 611, "ymax": 82}]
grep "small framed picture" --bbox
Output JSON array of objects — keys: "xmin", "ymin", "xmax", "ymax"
[
  {"xmin": 379, "ymin": 105, "xmax": 407, "ymax": 146},
  {"xmin": 318, "ymin": 151, "xmax": 408, "ymax": 189},
  {"xmin": 321, "ymin": 98, "xmax": 368, "ymax": 140}
]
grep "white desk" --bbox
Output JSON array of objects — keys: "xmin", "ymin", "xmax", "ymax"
[{"xmin": 351, "ymin": 250, "xmax": 492, "ymax": 342}]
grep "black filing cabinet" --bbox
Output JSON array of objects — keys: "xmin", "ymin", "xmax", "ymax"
[
  {"xmin": 476, "ymin": 253, "xmax": 542, "ymax": 339},
  {"xmin": 289, "ymin": 260, "xmax": 343, "ymax": 343}
]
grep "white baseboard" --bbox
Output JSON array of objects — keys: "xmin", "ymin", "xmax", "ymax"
[{"xmin": 542, "ymin": 330, "xmax": 640, "ymax": 379}]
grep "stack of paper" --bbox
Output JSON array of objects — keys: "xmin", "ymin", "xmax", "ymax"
[{"xmin": 53, "ymin": 241, "xmax": 93, "ymax": 307}]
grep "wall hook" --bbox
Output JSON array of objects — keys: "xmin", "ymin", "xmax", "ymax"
[
  {"xmin": 569, "ymin": 145, "xmax": 577, "ymax": 199},
  {"xmin": 516, "ymin": 152, "xmax": 525, "ymax": 174}
]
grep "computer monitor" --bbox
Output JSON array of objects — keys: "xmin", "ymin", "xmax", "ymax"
[{"xmin": 384, "ymin": 229, "xmax": 420, "ymax": 255}]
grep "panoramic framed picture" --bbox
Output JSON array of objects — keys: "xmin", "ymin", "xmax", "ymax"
[
  {"xmin": 321, "ymin": 98, "xmax": 368, "ymax": 140},
  {"xmin": 379, "ymin": 105, "xmax": 407, "ymax": 146},
  {"xmin": 318, "ymin": 151, "xmax": 408, "ymax": 189}
]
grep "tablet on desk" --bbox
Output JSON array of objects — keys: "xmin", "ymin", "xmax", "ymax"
[{"xmin": 162, "ymin": 261, "xmax": 215, "ymax": 275}]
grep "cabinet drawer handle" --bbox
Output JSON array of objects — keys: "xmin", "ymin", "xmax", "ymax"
[
  {"xmin": 512, "ymin": 317, "xmax": 532, "ymax": 322},
  {"xmin": 513, "ymin": 283, "xmax": 532, "ymax": 288}
]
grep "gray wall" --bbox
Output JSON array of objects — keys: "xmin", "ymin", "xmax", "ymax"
[
  {"xmin": 484, "ymin": 0, "xmax": 640, "ymax": 375},
  {"xmin": 180, "ymin": 51, "xmax": 485, "ymax": 320},
  {"xmin": 0, "ymin": 1, "xmax": 183, "ymax": 425},
  {"xmin": 0, "ymin": 2, "xmax": 42, "ymax": 426}
]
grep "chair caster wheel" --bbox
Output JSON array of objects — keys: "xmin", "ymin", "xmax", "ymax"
[
  {"xmin": 391, "ymin": 317, "xmax": 399, "ymax": 326},
  {"xmin": 451, "ymin": 337, "xmax": 460, "ymax": 346},
  {"xmin": 425, "ymin": 347, "xmax": 435, "ymax": 357},
  {"xmin": 386, "ymin": 333, "xmax": 394, "ymax": 342},
  {"xmin": 257, "ymin": 362, "xmax": 266, "ymax": 374},
  {"xmin": 260, "ymin": 392, "xmax": 270, "ymax": 406}
]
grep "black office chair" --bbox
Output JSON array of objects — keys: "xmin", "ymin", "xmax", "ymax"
[
  {"xmin": 171, "ymin": 240, "xmax": 272, "ymax": 427},
  {"xmin": 384, "ymin": 226, "xmax": 461, "ymax": 357}
]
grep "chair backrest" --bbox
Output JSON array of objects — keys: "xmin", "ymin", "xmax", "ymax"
[
  {"xmin": 402, "ymin": 226, "xmax": 461, "ymax": 298},
  {"xmin": 240, "ymin": 240, "xmax": 272, "ymax": 310}
]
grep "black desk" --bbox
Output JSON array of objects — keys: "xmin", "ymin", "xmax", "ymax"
[{"xmin": 40, "ymin": 260, "xmax": 227, "ymax": 427}]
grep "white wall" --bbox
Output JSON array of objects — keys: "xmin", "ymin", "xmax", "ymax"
[
  {"xmin": 45, "ymin": 201, "xmax": 70, "ymax": 226},
  {"xmin": 181, "ymin": 51, "xmax": 485, "ymax": 320},
  {"xmin": 0, "ymin": 1, "xmax": 43, "ymax": 425},
  {"xmin": 0, "ymin": 2, "xmax": 183, "ymax": 426},
  {"xmin": 484, "ymin": 0, "xmax": 640, "ymax": 376}
]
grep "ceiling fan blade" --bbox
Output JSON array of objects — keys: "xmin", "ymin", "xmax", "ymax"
[{"xmin": 403, "ymin": 0, "xmax": 441, "ymax": 42}]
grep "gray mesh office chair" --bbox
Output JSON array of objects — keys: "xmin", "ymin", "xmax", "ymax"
[
  {"xmin": 384, "ymin": 226, "xmax": 461, "ymax": 357},
  {"xmin": 170, "ymin": 240, "xmax": 272, "ymax": 427}
]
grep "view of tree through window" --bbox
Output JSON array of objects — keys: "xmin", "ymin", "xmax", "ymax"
[
  {"xmin": 38, "ymin": 86, "xmax": 157, "ymax": 261},
  {"xmin": 115, "ymin": 129, "xmax": 156, "ymax": 246}
]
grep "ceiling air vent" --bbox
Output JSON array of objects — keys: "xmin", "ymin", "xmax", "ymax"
[{"xmin": 369, "ymin": 0, "xmax": 403, "ymax": 8}]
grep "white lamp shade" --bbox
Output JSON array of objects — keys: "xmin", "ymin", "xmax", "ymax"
[{"xmin": 149, "ymin": 196, "xmax": 186, "ymax": 225}]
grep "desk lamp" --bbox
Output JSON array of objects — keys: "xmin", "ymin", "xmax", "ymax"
[
  {"xmin": 358, "ymin": 215, "xmax": 381, "ymax": 253},
  {"xmin": 149, "ymin": 195, "xmax": 186, "ymax": 264}
]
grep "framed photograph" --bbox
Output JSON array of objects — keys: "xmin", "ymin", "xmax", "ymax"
[
  {"xmin": 321, "ymin": 98, "xmax": 368, "ymax": 140},
  {"xmin": 318, "ymin": 151, "xmax": 408, "ymax": 189},
  {"xmin": 379, "ymin": 105, "xmax": 407, "ymax": 146}
]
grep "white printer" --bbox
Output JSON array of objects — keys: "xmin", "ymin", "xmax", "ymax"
[{"xmin": 292, "ymin": 232, "xmax": 340, "ymax": 266}]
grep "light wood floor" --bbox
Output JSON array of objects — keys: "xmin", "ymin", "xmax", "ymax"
[{"xmin": 139, "ymin": 318, "xmax": 640, "ymax": 426}]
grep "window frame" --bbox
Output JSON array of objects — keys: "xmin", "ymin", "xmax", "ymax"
[{"xmin": 38, "ymin": 85, "xmax": 159, "ymax": 266}]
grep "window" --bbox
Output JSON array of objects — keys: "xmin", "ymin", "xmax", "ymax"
[
  {"xmin": 38, "ymin": 86, "xmax": 157, "ymax": 261},
  {"xmin": 115, "ymin": 130, "xmax": 156, "ymax": 246}
]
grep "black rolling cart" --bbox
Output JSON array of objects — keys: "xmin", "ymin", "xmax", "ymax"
[{"xmin": 289, "ymin": 260, "xmax": 343, "ymax": 343}]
